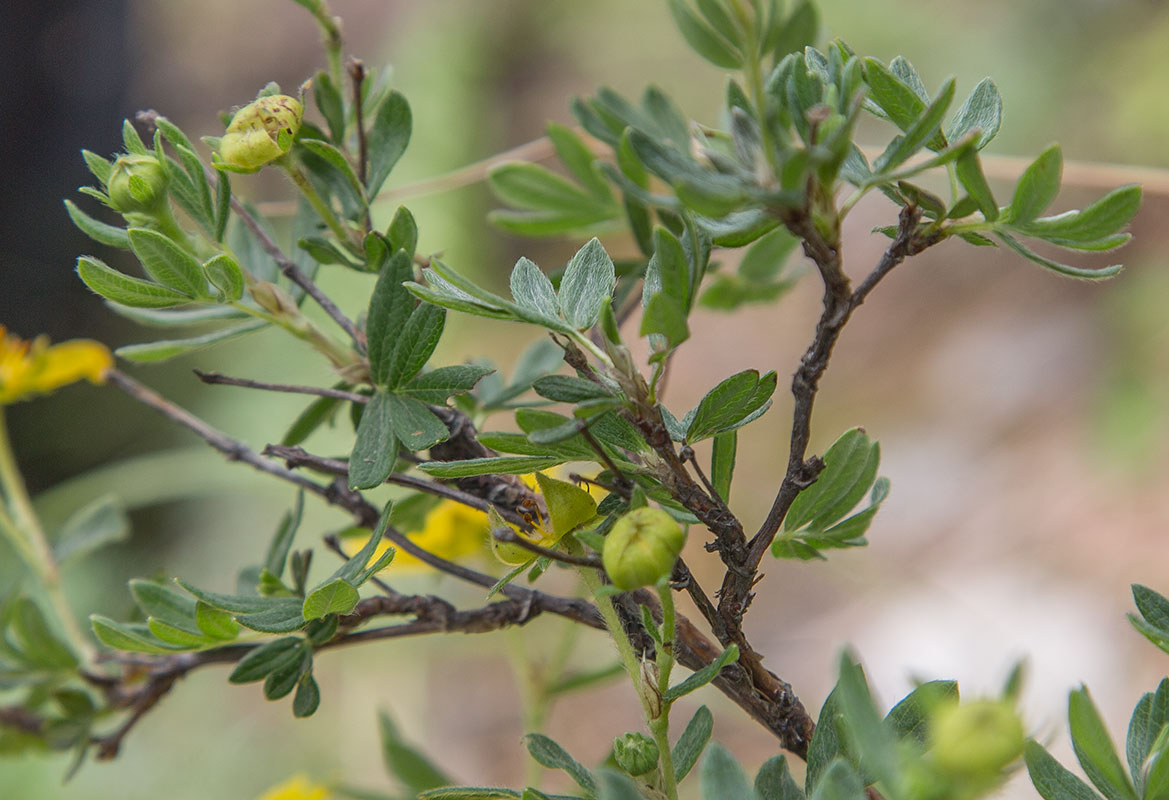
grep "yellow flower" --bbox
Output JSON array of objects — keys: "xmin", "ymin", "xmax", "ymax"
[
  {"xmin": 348, "ymin": 499, "xmax": 491, "ymax": 572},
  {"xmin": 0, "ymin": 326, "xmax": 112, "ymax": 405},
  {"xmin": 255, "ymin": 775, "xmax": 329, "ymax": 800}
]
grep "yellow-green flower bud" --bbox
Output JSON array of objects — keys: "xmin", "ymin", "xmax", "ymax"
[
  {"xmin": 613, "ymin": 732, "xmax": 659, "ymax": 776},
  {"xmin": 106, "ymin": 153, "xmax": 169, "ymax": 215},
  {"xmin": 219, "ymin": 95, "xmax": 303, "ymax": 171},
  {"xmin": 930, "ymin": 699, "xmax": 1025, "ymax": 781},
  {"xmin": 602, "ymin": 507, "xmax": 685, "ymax": 591}
]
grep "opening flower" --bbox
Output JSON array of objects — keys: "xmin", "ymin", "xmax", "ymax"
[
  {"xmin": 0, "ymin": 326, "xmax": 113, "ymax": 405},
  {"xmin": 218, "ymin": 94, "xmax": 303, "ymax": 172}
]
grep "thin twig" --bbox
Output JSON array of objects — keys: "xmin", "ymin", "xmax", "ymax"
[
  {"xmin": 490, "ymin": 528, "xmax": 603, "ymax": 568},
  {"xmin": 106, "ymin": 371, "xmax": 814, "ymax": 755},
  {"xmin": 348, "ymin": 58, "xmax": 368, "ymax": 187},
  {"xmin": 577, "ymin": 424, "xmax": 633, "ymax": 497},
  {"xmin": 194, "ymin": 370, "xmax": 368, "ymax": 404},
  {"xmin": 261, "ymin": 444, "xmax": 534, "ymax": 531},
  {"xmin": 228, "ymin": 190, "xmax": 365, "ymax": 347}
]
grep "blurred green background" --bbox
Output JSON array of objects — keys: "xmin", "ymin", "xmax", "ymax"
[{"xmin": 2, "ymin": 1, "xmax": 1168, "ymax": 797}]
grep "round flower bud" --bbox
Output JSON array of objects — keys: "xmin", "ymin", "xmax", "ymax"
[
  {"xmin": 602, "ymin": 507, "xmax": 685, "ymax": 591},
  {"xmin": 613, "ymin": 732, "xmax": 659, "ymax": 776},
  {"xmin": 219, "ymin": 95, "xmax": 303, "ymax": 171},
  {"xmin": 106, "ymin": 153, "xmax": 169, "ymax": 215},
  {"xmin": 930, "ymin": 699, "xmax": 1025, "ymax": 780}
]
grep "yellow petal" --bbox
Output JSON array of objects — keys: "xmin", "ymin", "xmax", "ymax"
[{"xmin": 255, "ymin": 774, "xmax": 329, "ymax": 800}]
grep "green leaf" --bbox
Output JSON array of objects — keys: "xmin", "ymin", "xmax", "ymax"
[
  {"xmin": 90, "ymin": 615, "xmax": 182, "ymax": 654},
  {"xmin": 1027, "ymin": 740, "xmax": 1105, "ymax": 800},
  {"xmin": 264, "ymin": 647, "xmax": 311, "ymax": 699},
  {"xmin": 235, "ymin": 599, "xmax": 308, "ymax": 633},
  {"xmin": 399, "ymin": 365, "xmax": 494, "ymax": 403},
  {"xmin": 146, "ymin": 618, "xmax": 219, "ymax": 649},
  {"xmin": 834, "ymin": 654, "xmax": 899, "ymax": 792},
  {"xmin": 115, "ymin": 320, "xmax": 265, "ymax": 363},
  {"xmin": 302, "ymin": 578, "xmax": 360, "ymax": 620},
  {"xmin": 686, "ymin": 369, "xmax": 776, "ymax": 442},
  {"xmin": 711, "ymin": 431, "xmax": 737, "ymax": 503},
  {"xmin": 1134, "ymin": 586, "xmax": 1169, "ymax": 636},
  {"xmin": 203, "ymin": 254, "xmax": 245, "ymax": 302},
  {"xmin": 1016, "ymin": 185, "xmax": 1142, "ymax": 244},
  {"xmin": 228, "ymin": 637, "xmax": 304, "ymax": 684},
  {"xmin": 862, "ymin": 58, "xmax": 927, "ymax": 132},
  {"xmin": 524, "ymin": 734, "xmax": 597, "ymax": 795},
  {"xmin": 807, "ymin": 689, "xmax": 844, "ymax": 794},
  {"xmin": 195, "ymin": 602, "xmax": 239, "ymax": 640},
  {"xmin": 418, "ymin": 456, "xmax": 563, "ymax": 479},
  {"xmin": 488, "ymin": 208, "xmax": 618, "ymax": 238},
  {"xmin": 366, "ymin": 90, "xmax": 411, "ymax": 197},
  {"xmin": 127, "ymin": 227, "xmax": 209, "ymax": 298},
  {"xmin": 547, "ymin": 122, "xmax": 610, "ymax": 198},
  {"xmin": 558, "ymin": 238, "xmax": 616, "ymax": 330},
  {"xmin": 64, "ymin": 200, "xmax": 130, "ymax": 249},
  {"xmin": 755, "ymin": 755, "xmax": 806, "ymax": 800},
  {"xmin": 809, "ymin": 760, "xmax": 866, "ymax": 800},
  {"xmin": 885, "ymin": 680, "xmax": 958, "ymax": 745},
  {"xmin": 784, "ymin": 428, "xmax": 880, "ymax": 532},
  {"xmin": 313, "ymin": 70, "xmax": 345, "ymax": 143},
  {"xmin": 946, "ymin": 78, "xmax": 1002, "ymax": 150},
  {"xmin": 175, "ymin": 580, "xmax": 300, "ymax": 614},
  {"xmin": 350, "ymin": 391, "xmax": 397, "ymax": 490},
  {"xmin": 53, "ymin": 494, "xmax": 129, "ymax": 566},
  {"xmin": 996, "ymin": 233, "xmax": 1122, "ymax": 281},
  {"xmin": 11, "ymin": 599, "xmax": 78, "ymax": 668},
  {"xmin": 767, "ymin": 1, "xmax": 819, "ymax": 60},
  {"xmin": 82, "ymin": 149, "xmax": 114, "ymax": 183},
  {"xmin": 129, "ymin": 579, "xmax": 200, "ymax": 633},
  {"xmin": 673, "ymin": 705, "xmax": 714, "ymax": 782},
  {"xmin": 1004, "ymin": 145, "xmax": 1063, "ymax": 225},
  {"xmin": 740, "ymin": 226, "xmax": 799, "ymax": 283},
  {"xmin": 77, "ymin": 256, "xmax": 192, "ymax": 308},
  {"xmin": 387, "ymin": 206, "xmax": 419, "ymax": 258},
  {"xmin": 664, "ymin": 644, "xmax": 738, "ymax": 702},
  {"xmin": 532, "ymin": 376, "xmax": 612, "ymax": 404},
  {"xmin": 299, "ymin": 139, "xmax": 367, "ymax": 207},
  {"xmin": 510, "ymin": 257, "xmax": 561, "ymax": 321},
  {"xmin": 367, "ymin": 249, "xmax": 417, "ymax": 386},
  {"xmin": 595, "ymin": 771, "xmax": 643, "ymax": 800},
  {"xmin": 1128, "ymin": 680, "xmax": 1169, "ymax": 793},
  {"xmin": 213, "ymin": 168, "xmax": 231, "ymax": 242},
  {"xmin": 384, "ymin": 302, "xmax": 446, "ymax": 389},
  {"xmin": 873, "ymin": 77, "xmax": 956, "ymax": 173},
  {"xmin": 1070, "ymin": 687, "xmax": 1139, "ymax": 800},
  {"xmin": 388, "ymin": 394, "xmax": 450, "ymax": 451},
  {"xmin": 282, "ymin": 394, "xmax": 342, "ymax": 447},
  {"xmin": 490, "ymin": 162, "xmax": 612, "ymax": 215},
  {"xmin": 954, "ymin": 149, "xmax": 998, "ymax": 221},
  {"xmin": 327, "ymin": 501, "xmax": 393, "ymax": 586},
  {"xmin": 641, "ymin": 293, "xmax": 690, "ymax": 350},
  {"xmin": 292, "ymin": 673, "xmax": 321, "ymax": 717},
  {"xmin": 700, "ymin": 742, "xmax": 754, "ymax": 800},
  {"xmin": 264, "ymin": 493, "xmax": 303, "ymax": 579},
  {"xmin": 380, "ymin": 710, "xmax": 452, "ymax": 793},
  {"xmin": 667, "ymin": 0, "xmax": 743, "ymax": 68}
]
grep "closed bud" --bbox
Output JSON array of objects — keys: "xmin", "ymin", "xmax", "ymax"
[
  {"xmin": 613, "ymin": 732, "xmax": 659, "ymax": 776},
  {"xmin": 219, "ymin": 95, "xmax": 303, "ymax": 171},
  {"xmin": 602, "ymin": 507, "xmax": 685, "ymax": 591},
  {"xmin": 930, "ymin": 699, "xmax": 1024, "ymax": 781},
  {"xmin": 249, "ymin": 282, "xmax": 300, "ymax": 319},
  {"xmin": 107, "ymin": 153, "xmax": 169, "ymax": 215}
]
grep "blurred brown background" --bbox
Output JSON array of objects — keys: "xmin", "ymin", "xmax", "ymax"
[{"xmin": 2, "ymin": 1, "xmax": 1168, "ymax": 797}]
